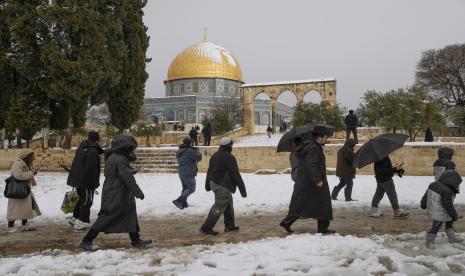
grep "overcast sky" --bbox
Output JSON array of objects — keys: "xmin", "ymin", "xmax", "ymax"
[{"xmin": 143, "ymin": 0, "xmax": 465, "ymax": 109}]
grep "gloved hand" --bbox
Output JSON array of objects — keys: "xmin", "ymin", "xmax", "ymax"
[
  {"xmin": 205, "ymin": 183, "xmax": 211, "ymax": 192},
  {"xmin": 136, "ymin": 192, "xmax": 145, "ymax": 200},
  {"xmin": 397, "ymin": 169, "xmax": 405, "ymax": 178},
  {"xmin": 241, "ymin": 191, "xmax": 247, "ymax": 198}
]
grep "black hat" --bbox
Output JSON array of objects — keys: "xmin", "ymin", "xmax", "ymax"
[
  {"xmin": 183, "ymin": 137, "xmax": 192, "ymax": 145},
  {"xmin": 312, "ymin": 125, "xmax": 329, "ymax": 136},
  {"xmin": 88, "ymin": 131, "xmax": 100, "ymax": 142}
]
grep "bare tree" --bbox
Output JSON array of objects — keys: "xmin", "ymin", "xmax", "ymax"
[{"xmin": 416, "ymin": 44, "xmax": 465, "ymax": 106}]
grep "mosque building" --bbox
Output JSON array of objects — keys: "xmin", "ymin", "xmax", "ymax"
[{"xmin": 142, "ymin": 35, "xmax": 294, "ymax": 131}]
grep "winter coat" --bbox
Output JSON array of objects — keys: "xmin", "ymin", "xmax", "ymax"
[
  {"xmin": 90, "ymin": 135, "xmax": 144, "ymax": 234},
  {"xmin": 189, "ymin": 129, "xmax": 198, "ymax": 140},
  {"xmin": 344, "ymin": 114, "xmax": 358, "ymax": 130},
  {"xmin": 336, "ymin": 139, "xmax": 356, "ymax": 179},
  {"xmin": 205, "ymin": 149, "xmax": 247, "ymax": 197},
  {"xmin": 288, "ymin": 141, "xmax": 333, "ymax": 220},
  {"xmin": 202, "ymin": 126, "xmax": 212, "ymax": 138},
  {"xmin": 425, "ymin": 128, "xmax": 434, "ymax": 142},
  {"xmin": 420, "ymin": 170, "xmax": 462, "ymax": 222},
  {"xmin": 176, "ymin": 144, "xmax": 202, "ymax": 177},
  {"xmin": 7, "ymin": 157, "xmax": 42, "ymax": 220},
  {"xmin": 266, "ymin": 127, "xmax": 273, "ymax": 133},
  {"xmin": 67, "ymin": 140, "xmax": 104, "ymax": 190},
  {"xmin": 289, "ymin": 152, "xmax": 299, "ymax": 182},
  {"xmin": 433, "ymin": 147, "xmax": 456, "ymax": 181},
  {"xmin": 374, "ymin": 156, "xmax": 398, "ymax": 183}
]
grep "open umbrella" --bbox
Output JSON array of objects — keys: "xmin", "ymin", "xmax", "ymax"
[
  {"xmin": 276, "ymin": 123, "xmax": 336, "ymax": 152},
  {"xmin": 353, "ymin": 133, "xmax": 409, "ymax": 169}
]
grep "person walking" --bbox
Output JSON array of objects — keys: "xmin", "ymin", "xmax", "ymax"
[
  {"xmin": 202, "ymin": 123, "xmax": 212, "ymax": 146},
  {"xmin": 6, "ymin": 149, "xmax": 42, "ymax": 233},
  {"xmin": 172, "ymin": 137, "xmax": 202, "ymax": 209},
  {"xmin": 421, "ymin": 170, "xmax": 463, "ymax": 248},
  {"xmin": 200, "ymin": 137, "xmax": 247, "ymax": 235},
  {"xmin": 331, "ymin": 138, "xmax": 357, "ymax": 201},
  {"xmin": 189, "ymin": 127, "xmax": 198, "ymax": 146},
  {"xmin": 280, "ymin": 126, "xmax": 335, "ymax": 234},
  {"xmin": 344, "ymin": 110, "xmax": 358, "ymax": 143},
  {"xmin": 424, "ymin": 128, "xmax": 434, "ymax": 142},
  {"xmin": 266, "ymin": 125, "xmax": 273, "ymax": 139},
  {"xmin": 67, "ymin": 131, "xmax": 104, "ymax": 230},
  {"xmin": 80, "ymin": 135, "xmax": 151, "ymax": 251},
  {"xmin": 433, "ymin": 147, "xmax": 456, "ymax": 181},
  {"xmin": 369, "ymin": 155, "xmax": 409, "ymax": 218}
]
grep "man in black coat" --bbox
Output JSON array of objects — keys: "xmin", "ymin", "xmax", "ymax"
[
  {"xmin": 200, "ymin": 137, "xmax": 247, "ymax": 235},
  {"xmin": 202, "ymin": 123, "xmax": 212, "ymax": 146},
  {"xmin": 189, "ymin": 127, "xmax": 198, "ymax": 146},
  {"xmin": 280, "ymin": 126, "xmax": 335, "ymax": 234},
  {"xmin": 332, "ymin": 138, "xmax": 356, "ymax": 201},
  {"xmin": 80, "ymin": 135, "xmax": 151, "ymax": 251},
  {"xmin": 67, "ymin": 131, "xmax": 103, "ymax": 230},
  {"xmin": 344, "ymin": 110, "xmax": 358, "ymax": 143}
]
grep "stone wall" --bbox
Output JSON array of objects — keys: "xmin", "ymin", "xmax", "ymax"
[{"xmin": 1, "ymin": 143, "xmax": 464, "ymax": 176}]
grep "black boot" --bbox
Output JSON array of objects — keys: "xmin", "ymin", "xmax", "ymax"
[
  {"xmin": 172, "ymin": 199, "xmax": 184, "ymax": 210},
  {"xmin": 200, "ymin": 227, "xmax": 219, "ymax": 236},
  {"xmin": 131, "ymin": 239, "xmax": 153, "ymax": 247},
  {"xmin": 279, "ymin": 222, "xmax": 294, "ymax": 234},
  {"xmin": 224, "ymin": 226, "xmax": 240, "ymax": 232}
]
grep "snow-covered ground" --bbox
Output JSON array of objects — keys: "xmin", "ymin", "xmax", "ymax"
[
  {"xmin": 1, "ymin": 172, "xmax": 464, "ymax": 224},
  {"xmin": 1, "ymin": 233, "xmax": 465, "ymax": 275}
]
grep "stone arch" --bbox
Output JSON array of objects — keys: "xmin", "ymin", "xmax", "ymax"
[
  {"xmin": 240, "ymin": 78, "xmax": 336, "ymax": 134},
  {"xmin": 303, "ymin": 90, "xmax": 323, "ymax": 104}
]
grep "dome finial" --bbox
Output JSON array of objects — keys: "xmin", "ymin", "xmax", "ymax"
[{"xmin": 203, "ymin": 27, "xmax": 208, "ymax": 42}]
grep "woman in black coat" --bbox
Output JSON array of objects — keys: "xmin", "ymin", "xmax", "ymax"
[
  {"xmin": 80, "ymin": 135, "xmax": 151, "ymax": 251},
  {"xmin": 280, "ymin": 126, "xmax": 335, "ymax": 234}
]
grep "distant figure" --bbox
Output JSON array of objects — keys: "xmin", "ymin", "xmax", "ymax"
[
  {"xmin": 180, "ymin": 124, "xmax": 185, "ymax": 131},
  {"xmin": 266, "ymin": 125, "xmax": 273, "ymax": 139},
  {"xmin": 173, "ymin": 123, "xmax": 178, "ymax": 131},
  {"xmin": 332, "ymin": 138, "xmax": 356, "ymax": 201},
  {"xmin": 421, "ymin": 170, "xmax": 463, "ymax": 248},
  {"xmin": 189, "ymin": 127, "xmax": 198, "ymax": 146},
  {"xmin": 67, "ymin": 131, "xmax": 104, "ymax": 230},
  {"xmin": 344, "ymin": 110, "xmax": 358, "ymax": 143},
  {"xmin": 425, "ymin": 128, "xmax": 434, "ymax": 142},
  {"xmin": 173, "ymin": 137, "xmax": 202, "ymax": 209},
  {"xmin": 279, "ymin": 125, "xmax": 283, "ymax": 133},
  {"xmin": 433, "ymin": 147, "xmax": 456, "ymax": 181},
  {"xmin": 202, "ymin": 123, "xmax": 212, "ymax": 146},
  {"xmin": 195, "ymin": 125, "xmax": 200, "ymax": 131}
]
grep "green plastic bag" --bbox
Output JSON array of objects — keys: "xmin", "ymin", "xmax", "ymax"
[{"xmin": 61, "ymin": 190, "xmax": 79, "ymax": 214}]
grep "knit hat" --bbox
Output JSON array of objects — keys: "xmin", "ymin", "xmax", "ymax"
[
  {"xmin": 88, "ymin": 131, "xmax": 100, "ymax": 142},
  {"xmin": 183, "ymin": 137, "xmax": 192, "ymax": 145},
  {"xmin": 18, "ymin": 149, "xmax": 34, "ymax": 159},
  {"xmin": 219, "ymin": 137, "xmax": 233, "ymax": 146}
]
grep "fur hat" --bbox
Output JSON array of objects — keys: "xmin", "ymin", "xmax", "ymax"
[{"xmin": 312, "ymin": 125, "xmax": 329, "ymax": 136}]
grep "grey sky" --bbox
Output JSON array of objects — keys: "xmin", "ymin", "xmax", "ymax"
[{"xmin": 143, "ymin": 0, "xmax": 465, "ymax": 109}]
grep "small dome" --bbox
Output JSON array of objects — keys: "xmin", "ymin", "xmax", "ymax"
[{"xmin": 166, "ymin": 41, "xmax": 243, "ymax": 83}]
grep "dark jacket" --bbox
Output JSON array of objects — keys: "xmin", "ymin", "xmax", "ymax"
[
  {"xmin": 288, "ymin": 141, "xmax": 333, "ymax": 220},
  {"xmin": 289, "ymin": 152, "xmax": 299, "ymax": 182},
  {"xmin": 374, "ymin": 156, "xmax": 398, "ymax": 183},
  {"xmin": 336, "ymin": 139, "xmax": 356, "ymax": 179},
  {"xmin": 189, "ymin": 129, "xmax": 198, "ymax": 140},
  {"xmin": 344, "ymin": 114, "xmax": 358, "ymax": 130},
  {"xmin": 205, "ymin": 149, "xmax": 247, "ymax": 197},
  {"xmin": 425, "ymin": 128, "xmax": 434, "ymax": 142},
  {"xmin": 67, "ymin": 140, "xmax": 103, "ymax": 190},
  {"xmin": 421, "ymin": 170, "xmax": 462, "ymax": 221},
  {"xmin": 202, "ymin": 125, "xmax": 212, "ymax": 138},
  {"xmin": 90, "ymin": 135, "xmax": 144, "ymax": 234},
  {"xmin": 176, "ymin": 144, "xmax": 202, "ymax": 177},
  {"xmin": 433, "ymin": 147, "xmax": 456, "ymax": 181}
]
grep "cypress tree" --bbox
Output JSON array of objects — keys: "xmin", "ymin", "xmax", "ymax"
[{"xmin": 108, "ymin": 0, "xmax": 149, "ymax": 133}]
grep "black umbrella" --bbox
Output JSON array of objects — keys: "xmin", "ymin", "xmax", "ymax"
[
  {"xmin": 353, "ymin": 133, "xmax": 409, "ymax": 169},
  {"xmin": 276, "ymin": 123, "xmax": 336, "ymax": 152}
]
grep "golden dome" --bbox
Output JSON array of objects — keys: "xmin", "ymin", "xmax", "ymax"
[{"xmin": 166, "ymin": 41, "xmax": 243, "ymax": 83}]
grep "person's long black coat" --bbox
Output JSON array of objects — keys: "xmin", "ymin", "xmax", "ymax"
[
  {"xmin": 67, "ymin": 140, "xmax": 103, "ymax": 190},
  {"xmin": 90, "ymin": 135, "xmax": 144, "ymax": 234},
  {"xmin": 288, "ymin": 142, "xmax": 333, "ymax": 220}
]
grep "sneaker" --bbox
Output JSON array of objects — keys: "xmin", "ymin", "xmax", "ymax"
[
  {"xmin": 369, "ymin": 207, "xmax": 383, "ymax": 217},
  {"xmin": 393, "ymin": 209, "xmax": 409, "ymax": 219},
  {"xmin": 22, "ymin": 223, "xmax": 37, "ymax": 232},
  {"xmin": 279, "ymin": 222, "xmax": 294, "ymax": 234},
  {"xmin": 67, "ymin": 217, "xmax": 76, "ymax": 226},
  {"xmin": 6, "ymin": 227, "xmax": 19, "ymax": 233},
  {"xmin": 172, "ymin": 200, "xmax": 184, "ymax": 210},
  {"xmin": 131, "ymin": 239, "xmax": 153, "ymax": 247},
  {"xmin": 73, "ymin": 220, "xmax": 89, "ymax": 231},
  {"xmin": 200, "ymin": 228, "xmax": 219, "ymax": 236},
  {"xmin": 224, "ymin": 226, "xmax": 240, "ymax": 232},
  {"xmin": 80, "ymin": 241, "xmax": 100, "ymax": 251}
]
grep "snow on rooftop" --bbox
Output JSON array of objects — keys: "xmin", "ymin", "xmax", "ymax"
[{"xmin": 242, "ymin": 77, "xmax": 336, "ymax": 87}]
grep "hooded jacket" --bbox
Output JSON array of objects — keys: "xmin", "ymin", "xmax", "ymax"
[
  {"xmin": 176, "ymin": 144, "xmax": 202, "ymax": 177},
  {"xmin": 336, "ymin": 139, "xmax": 356, "ymax": 179},
  {"xmin": 433, "ymin": 147, "xmax": 456, "ymax": 181},
  {"xmin": 374, "ymin": 156, "xmax": 398, "ymax": 183},
  {"xmin": 421, "ymin": 170, "xmax": 462, "ymax": 222},
  {"xmin": 67, "ymin": 140, "xmax": 104, "ymax": 189}
]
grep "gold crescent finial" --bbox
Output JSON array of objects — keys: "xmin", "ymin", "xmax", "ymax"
[{"xmin": 203, "ymin": 28, "xmax": 208, "ymax": 42}]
